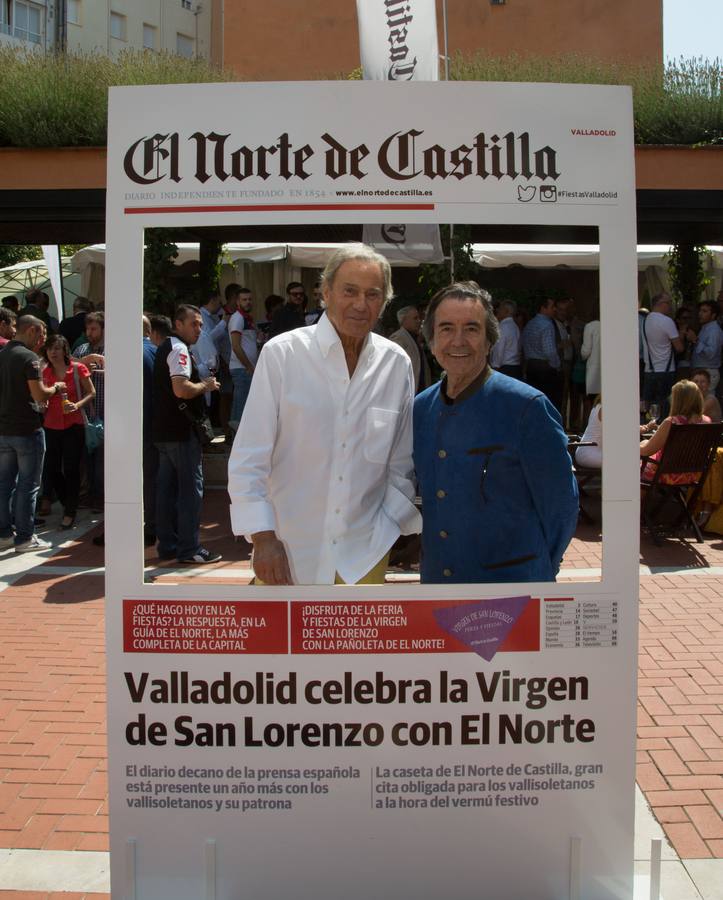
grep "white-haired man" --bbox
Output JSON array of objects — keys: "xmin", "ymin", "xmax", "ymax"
[
  {"xmin": 228, "ymin": 244, "xmax": 421, "ymax": 585},
  {"xmin": 389, "ymin": 305, "xmax": 431, "ymax": 393}
]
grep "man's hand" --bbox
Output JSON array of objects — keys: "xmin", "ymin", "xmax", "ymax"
[
  {"xmin": 251, "ymin": 531, "xmax": 293, "ymax": 585},
  {"xmin": 202, "ymin": 376, "xmax": 220, "ymax": 393}
]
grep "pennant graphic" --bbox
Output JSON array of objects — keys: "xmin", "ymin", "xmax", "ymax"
[{"xmin": 433, "ymin": 597, "xmax": 532, "ymax": 661}]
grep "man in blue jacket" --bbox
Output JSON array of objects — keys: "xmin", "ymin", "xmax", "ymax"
[{"xmin": 413, "ymin": 283, "xmax": 578, "ymax": 584}]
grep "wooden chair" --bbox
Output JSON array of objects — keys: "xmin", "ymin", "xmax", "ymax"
[{"xmin": 640, "ymin": 422, "xmax": 723, "ymax": 545}]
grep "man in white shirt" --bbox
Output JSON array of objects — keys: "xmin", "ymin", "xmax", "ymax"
[
  {"xmin": 228, "ymin": 287, "xmax": 258, "ymax": 431},
  {"xmin": 228, "ymin": 244, "xmax": 421, "ymax": 585},
  {"xmin": 641, "ymin": 293, "xmax": 683, "ymax": 419},
  {"xmin": 489, "ymin": 299, "xmax": 521, "ymax": 379}
]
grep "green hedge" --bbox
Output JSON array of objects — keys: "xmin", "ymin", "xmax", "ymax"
[
  {"xmin": 0, "ymin": 48, "xmax": 229, "ymax": 147},
  {"xmin": 0, "ymin": 47, "xmax": 720, "ymax": 147},
  {"xmin": 452, "ymin": 53, "xmax": 722, "ymax": 146}
]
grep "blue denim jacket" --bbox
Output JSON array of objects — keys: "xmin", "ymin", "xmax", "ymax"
[{"xmin": 413, "ymin": 370, "xmax": 578, "ymax": 584}]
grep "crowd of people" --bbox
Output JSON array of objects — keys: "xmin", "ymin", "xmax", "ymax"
[
  {"xmin": 0, "ymin": 291, "xmax": 105, "ymax": 553},
  {"xmin": 2, "ymin": 254, "xmax": 722, "ymax": 568}
]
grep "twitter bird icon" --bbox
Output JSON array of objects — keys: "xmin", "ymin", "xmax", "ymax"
[{"xmin": 517, "ymin": 186, "xmax": 536, "ymax": 202}]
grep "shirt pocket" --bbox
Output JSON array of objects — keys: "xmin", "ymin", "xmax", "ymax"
[{"xmin": 363, "ymin": 407, "xmax": 399, "ymax": 464}]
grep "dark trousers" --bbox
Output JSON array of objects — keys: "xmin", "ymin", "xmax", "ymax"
[
  {"xmin": 143, "ymin": 438, "xmax": 159, "ymax": 537},
  {"xmin": 525, "ymin": 359, "xmax": 564, "ymax": 416},
  {"xmin": 43, "ymin": 425, "xmax": 85, "ymax": 517},
  {"xmin": 154, "ymin": 436, "xmax": 203, "ymax": 560}
]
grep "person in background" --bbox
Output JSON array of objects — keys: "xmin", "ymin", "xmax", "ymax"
[
  {"xmin": 305, "ymin": 280, "xmax": 325, "ymax": 325},
  {"xmin": 640, "ymin": 379, "xmax": 711, "ymax": 484},
  {"xmin": 39, "ymin": 335, "xmax": 95, "ymax": 530},
  {"xmin": 690, "ymin": 301, "xmax": 723, "ymax": 392},
  {"xmin": 674, "ymin": 307, "xmax": 695, "ymax": 382},
  {"xmin": 640, "ymin": 293, "xmax": 683, "ymax": 421},
  {"xmin": 59, "ymin": 296, "xmax": 93, "ymax": 349},
  {"xmin": 580, "ymin": 314, "xmax": 601, "ymax": 428},
  {"xmin": 389, "ymin": 305, "xmax": 431, "ymax": 394},
  {"xmin": 152, "ymin": 305, "xmax": 221, "ymax": 565},
  {"xmin": 489, "ymin": 299, "xmax": 522, "ymax": 380},
  {"xmin": 575, "ymin": 397, "xmax": 602, "ymax": 470},
  {"xmin": 0, "ymin": 308, "xmax": 16, "ymax": 349},
  {"xmin": 691, "ymin": 368, "xmax": 722, "ymax": 423},
  {"xmin": 72, "ymin": 312, "xmax": 105, "ymax": 512},
  {"xmin": 228, "ymin": 286, "xmax": 257, "ymax": 431},
  {"xmin": 256, "ymin": 294, "xmax": 284, "ymax": 350},
  {"xmin": 23, "ymin": 289, "xmax": 56, "ymax": 334},
  {"xmin": 2, "ymin": 296, "xmax": 19, "ymax": 314},
  {"xmin": 0, "ymin": 316, "xmax": 66, "ymax": 553},
  {"xmin": 269, "ymin": 281, "xmax": 306, "ymax": 338},
  {"xmin": 522, "ymin": 296, "xmax": 564, "ymax": 414},
  {"xmin": 142, "ymin": 316, "xmax": 159, "ymax": 547}
]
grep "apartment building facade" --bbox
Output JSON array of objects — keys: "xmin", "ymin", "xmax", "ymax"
[{"xmin": 0, "ymin": 0, "xmax": 218, "ymax": 61}]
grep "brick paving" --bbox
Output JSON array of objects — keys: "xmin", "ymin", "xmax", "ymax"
[{"xmin": 0, "ymin": 491, "xmax": 722, "ymax": 895}]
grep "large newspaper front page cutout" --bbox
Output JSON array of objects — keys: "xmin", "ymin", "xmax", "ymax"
[{"xmin": 105, "ymin": 81, "xmax": 638, "ymax": 899}]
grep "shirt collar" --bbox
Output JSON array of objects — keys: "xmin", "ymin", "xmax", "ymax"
[
  {"xmin": 441, "ymin": 364, "xmax": 492, "ymax": 405},
  {"xmin": 314, "ymin": 311, "xmax": 373, "ymax": 361}
]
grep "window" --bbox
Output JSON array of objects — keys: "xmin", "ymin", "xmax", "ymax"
[
  {"xmin": 0, "ymin": 1, "xmax": 10, "ymax": 36},
  {"xmin": 143, "ymin": 23, "xmax": 156, "ymax": 50},
  {"xmin": 110, "ymin": 10, "xmax": 126, "ymax": 41},
  {"xmin": 67, "ymin": 0, "xmax": 80, "ymax": 25},
  {"xmin": 181, "ymin": 0, "xmax": 192, "ymax": 9},
  {"xmin": 176, "ymin": 32, "xmax": 194, "ymax": 58},
  {"xmin": 490, "ymin": 0, "xmax": 506, "ymax": 5},
  {"xmin": 13, "ymin": 0, "xmax": 42, "ymax": 43}
]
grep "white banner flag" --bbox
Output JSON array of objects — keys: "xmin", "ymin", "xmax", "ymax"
[
  {"xmin": 356, "ymin": 0, "xmax": 439, "ymax": 82},
  {"xmin": 362, "ymin": 222, "xmax": 444, "ymax": 264},
  {"xmin": 41, "ymin": 244, "xmax": 64, "ymax": 320}
]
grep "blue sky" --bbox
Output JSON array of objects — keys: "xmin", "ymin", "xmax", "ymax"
[{"xmin": 664, "ymin": 0, "xmax": 723, "ymax": 60}]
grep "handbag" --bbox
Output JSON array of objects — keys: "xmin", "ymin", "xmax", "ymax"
[
  {"xmin": 177, "ymin": 400, "xmax": 215, "ymax": 447},
  {"xmin": 72, "ymin": 364, "xmax": 103, "ymax": 452}
]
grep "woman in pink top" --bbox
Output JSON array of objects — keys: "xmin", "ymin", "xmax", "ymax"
[
  {"xmin": 40, "ymin": 335, "xmax": 95, "ymax": 529},
  {"xmin": 640, "ymin": 380, "xmax": 710, "ymax": 485}
]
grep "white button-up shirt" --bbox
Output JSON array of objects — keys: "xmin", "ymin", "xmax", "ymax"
[{"xmin": 228, "ymin": 314, "xmax": 422, "ymax": 584}]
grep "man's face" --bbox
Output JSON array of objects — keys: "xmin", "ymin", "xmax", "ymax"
[
  {"xmin": 287, "ymin": 286, "xmax": 305, "ymax": 307},
  {"xmin": 692, "ymin": 372, "xmax": 710, "ymax": 396},
  {"xmin": 207, "ymin": 296, "xmax": 223, "ymax": 313},
  {"xmin": 176, "ymin": 312, "xmax": 203, "ymax": 346},
  {"xmin": 32, "ymin": 325, "xmax": 47, "ymax": 353},
  {"xmin": 312, "ymin": 286, "xmax": 323, "ymax": 305},
  {"xmin": 323, "ymin": 260, "xmax": 385, "ymax": 342},
  {"xmin": 86, "ymin": 321, "xmax": 103, "ymax": 346},
  {"xmin": 238, "ymin": 292, "xmax": 253, "ymax": 313},
  {"xmin": 431, "ymin": 297, "xmax": 489, "ymax": 382},
  {"xmin": 699, "ymin": 304, "xmax": 714, "ymax": 325},
  {"xmin": 554, "ymin": 300, "xmax": 570, "ymax": 322},
  {"xmin": 0, "ymin": 317, "xmax": 15, "ymax": 340},
  {"xmin": 541, "ymin": 299, "xmax": 556, "ymax": 316},
  {"xmin": 401, "ymin": 308, "xmax": 421, "ymax": 335}
]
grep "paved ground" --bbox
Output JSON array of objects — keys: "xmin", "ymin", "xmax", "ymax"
[{"xmin": 0, "ymin": 494, "xmax": 722, "ymax": 898}]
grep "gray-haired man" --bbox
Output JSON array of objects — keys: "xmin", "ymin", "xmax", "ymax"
[
  {"xmin": 228, "ymin": 244, "xmax": 421, "ymax": 585},
  {"xmin": 389, "ymin": 305, "xmax": 431, "ymax": 393}
]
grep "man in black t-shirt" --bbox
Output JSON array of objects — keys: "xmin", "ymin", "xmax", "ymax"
[
  {"xmin": 152, "ymin": 305, "xmax": 222, "ymax": 565},
  {"xmin": 0, "ymin": 316, "xmax": 67, "ymax": 553},
  {"xmin": 269, "ymin": 281, "xmax": 306, "ymax": 338}
]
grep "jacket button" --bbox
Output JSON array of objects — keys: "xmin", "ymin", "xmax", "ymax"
[
  {"xmin": 438, "ymin": 449, "xmax": 447, "ymax": 458},
  {"xmin": 443, "ymin": 568, "xmax": 452, "ymax": 577},
  {"xmin": 436, "ymin": 489, "xmax": 446, "ymax": 499},
  {"xmin": 439, "ymin": 530, "xmax": 448, "ymax": 539}
]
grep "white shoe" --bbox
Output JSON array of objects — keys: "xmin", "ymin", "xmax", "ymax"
[
  {"xmin": 0, "ymin": 534, "xmax": 15, "ymax": 550},
  {"xmin": 15, "ymin": 535, "xmax": 52, "ymax": 553}
]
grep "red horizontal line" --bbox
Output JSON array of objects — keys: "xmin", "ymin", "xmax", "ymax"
[
  {"xmin": 124, "ymin": 202, "xmax": 436, "ymax": 215},
  {"xmin": 544, "ymin": 597, "xmax": 576, "ymax": 602}
]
